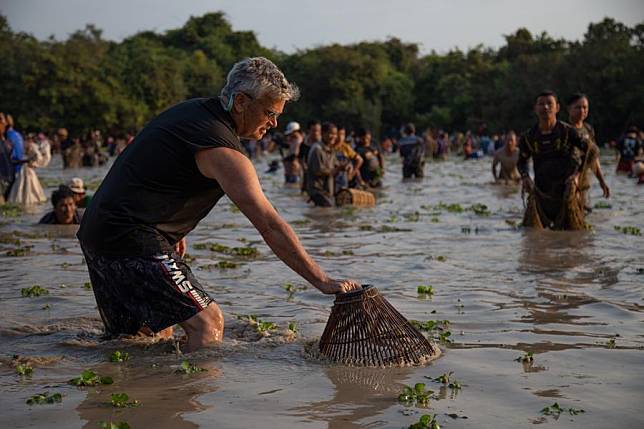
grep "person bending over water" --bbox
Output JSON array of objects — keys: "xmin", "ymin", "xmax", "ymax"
[{"xmin": 77, "ymin": 58, "xmax": 359, "ymax": 353}]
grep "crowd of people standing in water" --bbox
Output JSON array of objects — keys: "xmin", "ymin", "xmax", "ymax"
[{"xmin": 1, "ymin": 90, "xmax": 642, "ymax": 231}]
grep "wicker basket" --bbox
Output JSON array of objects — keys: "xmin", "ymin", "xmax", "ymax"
[
  {"xmin": 335, "ymin": 188, "xmax": 376, "ymax": 207},
  {"xmin": 319, "ymin": 285, "xmax": 440, "ymax": 366}
]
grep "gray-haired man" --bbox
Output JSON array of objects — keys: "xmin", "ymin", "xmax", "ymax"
[{"xmin": 78, "ymin": 57, "xmax": 359, "ymax": 352}]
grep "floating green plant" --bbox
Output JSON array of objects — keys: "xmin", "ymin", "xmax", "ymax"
[
  {"xmin": 0, "ymin": 203, "xmax": 23, "ymax": 217},
  {"xmin": 398, "ymin": 383, "xmax": 434, "ymax": 407},
  {"xmin": 435, "ymin": 255, "xmax": 446, "ymax": 262},
  {"xmin": 409, "ymin": 414, "xmax": 440, "ymax": 429},
  {"xmin": 430, "ymin": 217, "xmax": 440, "ymax": 223},
  {"xmin": 82, "ymin": 282, "xmax": 92, "ymax": 290},
  {"xmin": 378, "ymin": 225, "xmax": 410, "ymax": 233},
  {"xmin": 417, "ymin": 285, "xmax": 434, "ymax": 296},
  {"xmin": 6, "ymin": 245, "xmax": 33, "ymax": 256},
  {"xmin": 257, "ymin": 320, "xmax": 277, "ymax": 334},
  {"xmin": 515, "ymin": 351, "xmax": 534, "ymax": 363},
  {"xmin": 16, "ymin": 364, "xmax": 33, "ymax": 376},
  {"xmin": 469, "ymin": 203, "xmax": 491, "ymax": 216},
  {"xmin": 291, "ymin": 219, "xmax": 311, "ymax": 226},
  {"xmin": 342, "ymin": 250, "xmax": 354, "ymax": 255},
  {"xmin": 359, "ymin": 225, "xmax": 373, "ymax": 231},
  {"xmin": 110, "ymin": 393, "xmax": 140, "ymax": 408},
  {"xmin": 593, "ymin": 201, "xmax": 612, "ymax": 209},
  {"xmin": 437, "ymin": 202, "xmax": 464, "ymax": 213},
  {"xmin": 21, "ymin": 285, "xmax": 49, "ymax": 297},
  {"xmin": 109, "ymin": 351, "xmax": 130, "ymax": 362},
  {"xmin": 606, "ymin": 338, "xmax": 616, "ymax": 349},
  {"xmin": 69, "ymin": 369, "xmax": 113, "ymax": 386},
  {"xmin": 428, "ymin": 371, "xmax": 462, "ymax": 389},
  {"xmin": 215, "ymin": 261, "xmax": 239, "ymax": 269},
  {"xmin": 404, "ymin": 212, "xmax": 421, "ymax": 222},
  {"xmin": 540, "ymin": 402, "xmax": 585, "ymax": 416},
  {"xmin": 98, "ymin": 421, "xmax": 131, "ymax": 429},
  {"xmin": 177, "ymin": 360, "xmax": 206, "ymax": 374},
  {"xmin": 613, "ymin": 225, "xmax": 641, "ymax": 236},
  {"xmin": 288, "ymin": 321, "xmax": 297, "ymax": 334},
  {"xmin": 26, "ymin": 392, "xmax": 62, "ymax": 405}
]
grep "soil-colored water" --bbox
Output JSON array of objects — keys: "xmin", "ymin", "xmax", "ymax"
[{"xmin": 0, "ymin": 151, "xmax": 642, "ymax": 428}]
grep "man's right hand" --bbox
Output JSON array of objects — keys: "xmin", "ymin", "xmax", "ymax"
[{"xmin": 315, "ymin": 279, "xmax": 361, "ymax": 295}]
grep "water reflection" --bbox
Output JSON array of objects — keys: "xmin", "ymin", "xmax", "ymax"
[
  {"xmin": 292, "ymin": 366, "xmax": 410, "ymax": 429},
  {"xmin": 76, "ymin": 360, "xmax": 218, "ymax": 429}
]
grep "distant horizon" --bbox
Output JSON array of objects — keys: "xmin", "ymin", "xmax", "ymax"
[{"xmin": 2, "ymin": 0, "xmax": 643, "ymax": 55}]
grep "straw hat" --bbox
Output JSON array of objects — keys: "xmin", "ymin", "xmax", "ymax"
[{"xmin": 68, "ymin": 177, "xmax": 85, "ymax": 194}]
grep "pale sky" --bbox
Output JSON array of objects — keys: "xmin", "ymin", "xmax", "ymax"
[{"xmin": 1, "ymin": 0, "xmax": 643, "ymax": 54}]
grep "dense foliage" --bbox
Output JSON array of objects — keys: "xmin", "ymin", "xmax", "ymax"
[{"xmin": 1, "ymin": 12, "xmax": 642, "ymax": 141}]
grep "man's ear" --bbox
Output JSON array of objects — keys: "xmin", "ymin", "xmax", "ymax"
[{"xmin": 233, "ymin": 93, "xmax": 246, "ymax": 113}]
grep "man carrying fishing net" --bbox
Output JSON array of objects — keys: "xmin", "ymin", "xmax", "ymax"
[
  {"xmin": 77, "ymin": 57, "xmax": 359, "ymax": 352},
  {"xmin": 518, "ymin": 90, "xmax": 597, "ymax": 230}
]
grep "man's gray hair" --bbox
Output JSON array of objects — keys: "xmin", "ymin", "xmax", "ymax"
[{"xmin": 221, "ymin": 57, "xmax": 300, "ymax": 103}]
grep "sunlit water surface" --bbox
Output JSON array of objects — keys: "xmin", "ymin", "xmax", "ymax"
[{"xmin": 0, "ymin": 151, "xmax": 642, "ymax": 429}]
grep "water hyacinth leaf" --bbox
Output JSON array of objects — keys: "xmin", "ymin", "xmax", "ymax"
[
  {"xmin": 16, "ymin": 364, "xmax": 33, "ymax": 376},
  {"xmin": 26, "ymin": 392, "xmax": 63, "ymax": 405}
]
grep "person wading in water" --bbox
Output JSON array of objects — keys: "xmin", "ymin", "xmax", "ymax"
[
  {"xmin": 565, "ymin": 93, "xmax": 610, "ymax": 211},
  {"xmin": 77, "ymin": 57, "xmax": 359, "ymax": 353},
  {"xmin": 518, "ymin": 90, "xmax": 595, "ymax": 230}
]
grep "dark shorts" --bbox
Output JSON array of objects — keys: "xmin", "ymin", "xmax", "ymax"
[{"xmin": 82, "ymin": 248, "xmax": 213, "ymax": 337}]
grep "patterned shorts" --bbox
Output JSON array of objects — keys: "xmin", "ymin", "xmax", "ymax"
[{"xmin": 82, "ymin": 248, "xmax": 213, "ymax": 336}]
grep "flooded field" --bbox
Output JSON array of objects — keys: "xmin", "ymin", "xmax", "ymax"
[{"xmin": 0, "ymin": 151, "xmax": 642, "ymax": 428}]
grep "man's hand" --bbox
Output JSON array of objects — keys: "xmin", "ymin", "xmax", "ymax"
[
  {"xmin": 521, "ymin": 176, "xmax": 533, "ymax": 193},
  {"xmin": 315, "ymin": 279, "xmax": 361, "ymax": 295}
]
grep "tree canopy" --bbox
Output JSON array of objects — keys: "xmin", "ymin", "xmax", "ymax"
[{"xmin": 1, "ymin": 13, "xmax": 642, "ymax": 141}]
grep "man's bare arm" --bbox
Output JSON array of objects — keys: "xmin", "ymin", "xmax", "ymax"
[{"xmin": 195, "ymin": 147, "xmax": 358, "ymax": 294}]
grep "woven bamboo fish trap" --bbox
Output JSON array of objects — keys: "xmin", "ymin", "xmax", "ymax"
[
  {"xmin": 335, "ymin": 188, "xmax": 376, "ymax": 207},
  {"xmin": 319, "ymin": 285, "xmax": 440, "ymax": 367}
]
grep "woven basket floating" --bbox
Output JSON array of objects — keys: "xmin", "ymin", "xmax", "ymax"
[
  {"xmin": 335, "ymin": 188, "xmax": 376, "ymax": 207},
  {"xmin": 319, "ymin": 285, "xmax": 440, "ymax": 367}
]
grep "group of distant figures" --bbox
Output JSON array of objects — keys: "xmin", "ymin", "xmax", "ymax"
[
  {"xmin": 2, "ymin": 90, "xmax": 642, "ymax": 229},
  {"xmin": 254, "ymin": 91, "xmax": 642, "ymax": 231}
]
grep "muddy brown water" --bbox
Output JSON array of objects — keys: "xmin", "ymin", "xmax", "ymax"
[{"xmin": 0, "ymin": 151, "xmax": 642, "ymax": 428}]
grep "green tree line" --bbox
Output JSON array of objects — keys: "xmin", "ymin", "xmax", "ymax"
[{"xmin": 1, "ymin": 12, "xmax": 642, "ymax": 141}]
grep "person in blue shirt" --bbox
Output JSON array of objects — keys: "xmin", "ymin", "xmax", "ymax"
[{"xmin": 4, "ymin": 114, "xmax": 25, "ymax": 175}]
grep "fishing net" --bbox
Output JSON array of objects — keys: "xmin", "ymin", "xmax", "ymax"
[{"xmin": 319, "ymin": 285, "xmax": 440, "ymax": 367}]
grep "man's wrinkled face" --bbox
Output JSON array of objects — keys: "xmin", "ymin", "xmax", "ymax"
[
  {"xmin": 568, "ymin": 97, "xmax": 589, "ymax": 124},
  {"xmin": 534, "ymin": 95, "xmax": 559, "ymax": 122},
  {"xmin": 54, "ymin": 197, "xmax": 76, "ymax": 224},
  {"xmin": 236, "ymin": 93, "xmax": 285, "ymax": 140}
]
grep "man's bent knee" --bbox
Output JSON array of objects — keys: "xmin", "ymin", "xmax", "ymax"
[{"xmin": 180, "ymin": 303, "xmax": 224, "ymax": 350}]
